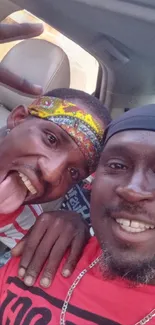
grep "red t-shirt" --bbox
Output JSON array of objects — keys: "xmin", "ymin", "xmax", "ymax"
[{"xmin": 0, "ymin": 237, "xmax": 155, "ymax": 325}]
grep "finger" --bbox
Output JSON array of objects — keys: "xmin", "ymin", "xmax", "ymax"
[
  {"xmin": 23, "ymin": 228, "xmax": 59, "ymax": 287},
  {"xmin": 11, "ymin": 226, "xmax": 33, "ymax": 256},
  {"xmin": 0, "ymin": 23, "xmax": 44, "ymax": 43},
  {"xmin": 18, "ymin": 219, "xmax": 48, "ymax": 279},
  {"xmin": 11, "ymin": 239, "xmax": 25, "ymax": 257},
  {"xmin": 0, "ymin": 64, "xmax": 43, "ymax": 95},
  {"xmin": 40, "ymin": 236, "xmax": 71, "ymax": 288},
  {"xmin": 62, "ymin": 235, "xmax": 85, "ymax": 278}
]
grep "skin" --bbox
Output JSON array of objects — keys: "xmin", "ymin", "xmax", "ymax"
[
  {"xmin": 0, "ymin": 99, "xmax": 100, "ymax": 287},
  {"xmin": 0, "ymin": 104, "xmax": 88, "ymax": 206},
  {"xmin": 91, "ymin": 130, "xmax": 155, "ymax": 284},
  {"xmin": 0, "ymin": 23, "xmax": 43, "ymax": 95},
  {"xmin": 12, "ymin": 211, "xmax": 90, "ymax": 287}
]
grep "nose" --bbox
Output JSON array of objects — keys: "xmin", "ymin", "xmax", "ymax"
[
  {"xmin": 38, "ymin": 155, "xmax": 67, "ymax": 186},
  {"xmin": 116, "ymin": 171, "xmax": 154, "ymax": 203}
]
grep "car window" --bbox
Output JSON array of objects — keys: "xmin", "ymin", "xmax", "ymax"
[{"xmin": 0, "ymin": 10, "xmax": 99, "ymax": 95}]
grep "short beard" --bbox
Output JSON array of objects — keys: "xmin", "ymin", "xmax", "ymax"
[{"xmin": 100, "ymin": 244, "xmax": 155, "ymax": 285}]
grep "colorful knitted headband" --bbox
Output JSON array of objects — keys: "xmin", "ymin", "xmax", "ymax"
[{"xmin": 28, "ymin": 96, "xmax": 104, "ymax": 173}]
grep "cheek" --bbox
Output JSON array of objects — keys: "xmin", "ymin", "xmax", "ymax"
[
  {"xmin": 12, "ymin": 126, "xmax": 45, "ymax": 155},
  {"xmin": 44, "ymin": 178, "xmax": 72, "ymax": 202},
  {"xmin": 92, "ymin": 173, "xmax": 114, "ymax": 206}
]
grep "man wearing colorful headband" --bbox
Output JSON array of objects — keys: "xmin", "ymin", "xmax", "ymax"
[
  {"xmin": 0, "ymin": 89, "xmax": 110, "ymax": 287},
  {"xmin": 1, "ymin": 104, "xmax": 155, "ymax": 324}
]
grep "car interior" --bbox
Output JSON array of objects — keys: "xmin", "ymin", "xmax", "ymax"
[
  {"xmin": 1, "ymin": 0, "xmax": 155, "ymax": 116},
  {"xmin": 0, "ymin": 38, "xmax": 70, "ymax": 127},
  {"xmin": 0, "ymin": 0, "xmax": 155, "ymax": 210}
]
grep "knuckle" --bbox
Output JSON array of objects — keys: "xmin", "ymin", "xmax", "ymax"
[
  {"xmin": 65, "ymin": 258, "xmax": 77, "ymax": 270},
  {"xmin": 26, "ymin": 267, "xmax": 39, "ymax": 277},
  {"xmin": 44, "ymin": 268, "xmax": 56, "ymax": 278},
  {"xmin": 52, "ymin": 217, "xmax": 64, "ymax": 230},
  {"xmin": 65, "ymin": 223, "xmax": 75, "ymax": 234},
  {"xmin": 39, "ymin": 212, "xmax": 50, "ymax": 222},
  {"xmin": 40, "ymin": 212, "xmax": 60, "ymax": 226}
]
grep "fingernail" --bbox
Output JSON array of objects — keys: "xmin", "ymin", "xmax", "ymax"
[
  {"xmin": 62, "ymin": 269, "xmax": 71, "ymax": 278},
  {"xmin": 18, "ymin": 267, "xmax": 25, "ymax": 278},
  {"xmin": 33, "ymin": 85, "xmax": 43, "ymax": 94},
  {"xmin": 28, "ymin": 23, "xmax": 44, "ymax": 33},
  {"xmin": 40, "ymin": 277, "xmax": 51, "ymax": 288},
  {"xmin": 35, "ymin": 23, "xmax": 44, "ymax": 28},
  {"xmin": 24, "ymin": 276, "xmax": 34, "ymax": 286}
]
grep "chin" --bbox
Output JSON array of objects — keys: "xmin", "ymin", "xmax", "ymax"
[{"xmin": 101, "ymin": 243, "xmax": 155, "ymax": 285}]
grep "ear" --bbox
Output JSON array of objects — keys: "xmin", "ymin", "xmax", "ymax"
[{"xmin": 7, "ymin": 105, "xmax": 29, "ymax": 130}]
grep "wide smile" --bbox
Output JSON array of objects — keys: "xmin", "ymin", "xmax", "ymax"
[
  {"xmin": 110, "ymin": 214, "xmax": 155, "ymax": 244},
  {"xmin": 115, "ymin": 218, "xmax": 154, "ymax": 233}
]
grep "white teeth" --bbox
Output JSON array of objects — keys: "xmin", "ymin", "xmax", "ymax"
[
  {"xmin": 116, "ymin": 218, "xmax": 154, "ymax": 233},
  {"xmin": 18, "ymin": 172, "xmax": 37, "ymax": 195},
  {"xmin": 131, "ymin": 221, "xmax": 140, "ymax": 228},
  {"xmin": 116, "ymin": 218, "xmax": 130, "ymax": 226},
  {"xmin": 121, "ymin": 225, "xmax": 144, "ymax": 233}
]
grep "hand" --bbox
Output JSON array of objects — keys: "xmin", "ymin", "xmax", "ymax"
[
  {"xmin": 0, "ymin": 23, "xmax": 44, "ymax": 95},
  {"xmin": 12, "ymin": 211, "xmax": 90, "ymax": 288}
]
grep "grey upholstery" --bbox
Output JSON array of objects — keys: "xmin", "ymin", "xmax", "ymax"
[{"xmin": 0, "ymin": 38, "xmax": 70, "ymax": 127}]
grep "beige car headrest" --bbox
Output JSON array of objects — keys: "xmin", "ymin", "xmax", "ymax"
[{"xmin": 0, "ymin": 39, "xmax": 70, "ymax": 110}]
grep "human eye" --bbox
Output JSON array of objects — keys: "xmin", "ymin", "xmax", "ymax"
[
  {"xmin": 68, "ymin": 167, "xmax": 80, "ymax": 181},
  {"xmin": 107, "ymin": 161, "xmax": 128, "ymax": 170},
  {"xmin": 44, "ymin": 131, "xmax": 58, "ymax": 146}
]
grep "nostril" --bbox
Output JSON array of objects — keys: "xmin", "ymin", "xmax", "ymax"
[{"xmin": 116, "ymin": 186, "xmax": 153, "ymax": 202}]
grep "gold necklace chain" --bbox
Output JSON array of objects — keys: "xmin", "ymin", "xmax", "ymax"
[{"xmin": 60, "ymin": 256, "xmax": 155, "ymax": 325}]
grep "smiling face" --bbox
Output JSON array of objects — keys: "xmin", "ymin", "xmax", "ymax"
[
  {"xmin": 91, "ymin": 130, "xmax": 155, "ymax": 284},
  {"xmin": 0, "ymin": 105, "xmax": 89, "ymax": 215}
]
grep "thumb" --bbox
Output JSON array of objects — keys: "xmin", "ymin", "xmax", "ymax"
[
  {"xmin": 11, "ymin": 226, "xmax": 33, "ymax": 256},
  {"xmin": 11, "ymin": 239, "xmax": 25, "ymax": 257}
]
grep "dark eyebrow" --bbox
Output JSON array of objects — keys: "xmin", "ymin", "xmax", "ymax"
[
  {"xmin": 102, "ymin": 144, "xmax": 131, "ymax": 157},
  {"xmin": 102, "ymin": 142, "xmax": 155, "ymax": 161}
]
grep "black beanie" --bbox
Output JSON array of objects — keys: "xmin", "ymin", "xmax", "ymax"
[{"xmin": 104, "ymin": 104, "xmax": 155, "ymax": 145}]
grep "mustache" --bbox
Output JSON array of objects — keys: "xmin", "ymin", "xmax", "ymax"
[
  {"xmin": 102, "ymin": 201, "xmax": 153, "ymax": 220},
  {"xmin": 12, "ymin": 162, "xmax": 41, "ymax": 177}
]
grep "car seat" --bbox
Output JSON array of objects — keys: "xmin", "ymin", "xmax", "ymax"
[{"xmin": 0, "ymin": 38, "xmax": 70, "ymax": 127}]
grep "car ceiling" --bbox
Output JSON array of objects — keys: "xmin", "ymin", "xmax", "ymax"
[{"xmin": 3, "ymin": 0, "xmax": 155, "ymax": 112}]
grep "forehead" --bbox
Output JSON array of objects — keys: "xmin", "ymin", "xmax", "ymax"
[{"xmin": 103, "ymin": 130, "xmax": 155, "ymax": 158}]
